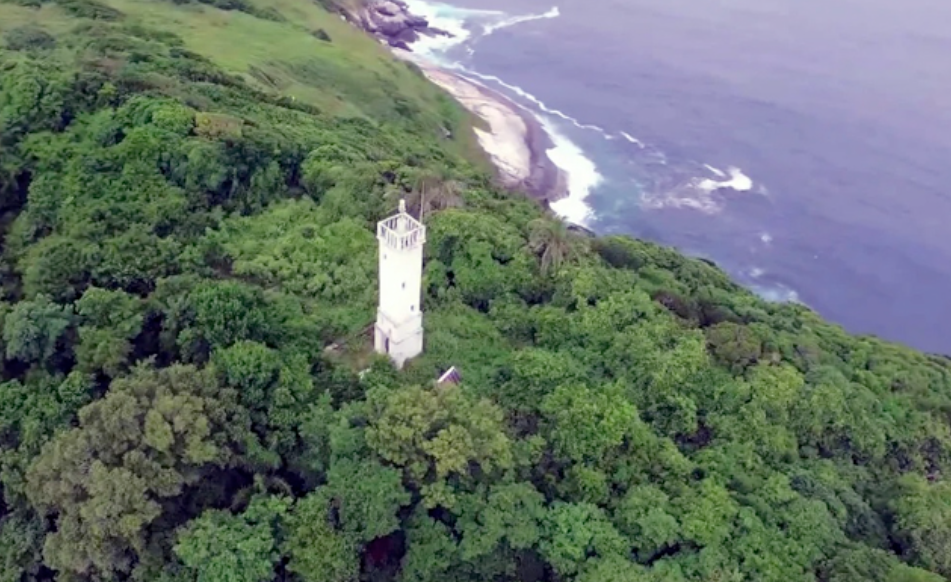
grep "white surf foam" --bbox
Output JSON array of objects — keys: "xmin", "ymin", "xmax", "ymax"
[
  {"xmin": 398, "ymin": 1, "xmax": 601, "ymax": 225},
  {"xmin": 540, "ymin": 116, "xmax": 601, "ymax": 226},
  {"xmin": 760, "ymin": 232, "xmax": 772, "ymax": 244},
  {"xmin": 640, "ymin": 190, "xmax": 719, "ymax": 214},
  {"xmin": 751, "ymin": 284, "xmax": 801, "ymax": 304},
  {"xmin": 620, "ymin": 131, "xmax": 645, "ymax": 148},
  {"xmin": 696, "ymin": 166, "xmax": 753, "ymax": 193},
  {"xmin": 401, "ymin": 0, "xmax": 477, "ymax": 58},
  {"xmin": 703, "ymin": 163, "xmax": 726, "ymax": 177},
  {"xmin": 453, "ymin": 66, "xmax": 608, "ymax": 136},
  {"xmin": 483, "ymin": 7, "xmax": 560, "ymax": 36},
  {"xmin": 402, "ymin": 2, "xmax": 559, "ymax": 59},
  {"xmin": 639, "ymin": 166, "xmax": 759, "ymax": 214}
]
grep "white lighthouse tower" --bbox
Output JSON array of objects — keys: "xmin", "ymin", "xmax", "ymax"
[{"xmin": 375, "ymin": 199, "xmax": 425, "ymax": 369}]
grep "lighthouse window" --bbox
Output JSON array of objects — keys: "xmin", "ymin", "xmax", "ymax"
[
  {"xmin": 411, "ymin": 304, "xmax": 415, "ymax": 312},
  {"xmin": 402, "ymin": 282, "xmax": 406, "ymax": 289}
]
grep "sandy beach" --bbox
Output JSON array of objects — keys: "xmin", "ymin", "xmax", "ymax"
[{"xmin": 392, "ymin": 49, "xmax": 568, "ymax": 202}]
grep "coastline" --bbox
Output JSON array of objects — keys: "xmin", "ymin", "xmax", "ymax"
[
  {"xmin": 340, "ymin": 0, "xmax": 570, "ymax": 203},
  {"xmin": 390, "ymin": 50, "xmax": 569, "ymax": 204}
]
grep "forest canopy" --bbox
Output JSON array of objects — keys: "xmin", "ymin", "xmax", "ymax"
[{"xmin": 3, "ymin": 0, "xmax": 951, "ymax": 581}]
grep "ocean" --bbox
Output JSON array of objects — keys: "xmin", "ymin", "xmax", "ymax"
[{"xmin": 402, "ymin": 0, "xmax": 951, "ymax": 354}]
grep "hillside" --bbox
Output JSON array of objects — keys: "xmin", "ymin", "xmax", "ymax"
[{"xmin": 2, "ymin": 1, "xmax": 951, "ymax": 581}]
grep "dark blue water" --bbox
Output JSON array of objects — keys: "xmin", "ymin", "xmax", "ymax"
[{"xmin": 406, "ymin": 0, "xmax": 951, "ymax": 354}]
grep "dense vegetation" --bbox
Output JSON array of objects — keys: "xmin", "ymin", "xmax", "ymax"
[{"xmin": 3, "ymin": 0, "xmax": 951, "ymax": 581}]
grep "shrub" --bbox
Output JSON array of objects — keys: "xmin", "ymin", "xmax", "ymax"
[
  {"xmin": 56, "ymin": 0, "xmax": 124, "ymax": 20},
  {"xmin": 4, "ymin": 26, "xmax": 56, "ymax": 51},
  {"xmin": 311, "ymin": 28, "xmax": 332, "ymax": 42}
]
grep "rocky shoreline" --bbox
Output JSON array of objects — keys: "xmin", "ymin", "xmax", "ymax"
[
  {"xmin": 342, "ymin": 0, "xmax": 569, "ymax": 203},
  {"xmin": 351, "ymin": 0, "xmax": 450, "ymax": 50}
]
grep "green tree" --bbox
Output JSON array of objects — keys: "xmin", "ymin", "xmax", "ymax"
[
  {"xmin": 455, "ymin": 482, "xmax": 546, "ymax": 559},
  {"xmin": 177, "ymin": 280, "xmax": 272, "ymax": 358},
  {"xmin": 284, "ymin": 491, "xmax": 359, "ymax": 582},
  {"xmin": 212, "ymin": 341, "xmax": 282, "ymax": 424},
  {"xmin": 365, "ymin": 384, "xmax": 512, "ymax": 508},
  {"xmin": 399, "ymin": 509, "xmax": 460, "ymax": 582},
  {"xmin": 26, "ymin": 364, "xmax": 247, "ymax": 578},
  {"xmin": 0, "ymin": 509, "xmax": 45, "ymax": 582},
  {"xmin": 528, "ymin": 217, "xmax": 580, "ymax": 274},
  {"xmin": 823, "ymin": 546, "xmax": 944, "ymax": 582},
  {"xmin": 614, "ymin": 485, "xmax": 680, "ymax": 562},
  {"xmin": 704, "ymin": 321, "xmax": 763, "ymax": 373},
  {"xmin": 74, "ymin": 287, "xmax": 144, "ymax": 376},
  {"xmin": 674, "ymin": 478, "xmax": 739, "ymax": 548},
  {"xmin": 893, "ymin": 475, "xmax": 951, "ymax": 576},
  {"xmin": 175, "ymin": 495, "xmax": 289, "ymax": 582},
  {"xmin": 2, "ymin": 294, "xmax": 72, "ymax": 365},
  {"xmin": 425, "ymin": 210, "xmax": 534, "ymax": 308},
  {"xmin": 324, "ymin": 457, "xmax": 411, "ymax": 542},
  {"xmin": 0, "ymin": 371, "xmax": 92, "ymax": 500},
  {"xmin": 495, "ymin": 347, "xmax": 587, "ymax": 414},
  {"xmin": 539, "ymin": 502, "xmax": 630, "ymax": 576},
  {"xmin": 408, "ymin": 165, "xmax": 464, "ymax": 223},
  {"xmin": 541, "ymin": 382, "xmax": 639, "ymax": 463},
  {"xmin": 575, "ymin": 554, "xmax": 654, "ymax": 582}
]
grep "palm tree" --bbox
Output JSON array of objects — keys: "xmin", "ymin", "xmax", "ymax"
[
  {"xmin": 408, "ymin": 166, "xmax": 464, "ymax": 222},
  {"xmin": 528, "ymin": 218, "xmax": 580, "ymax": 275}
]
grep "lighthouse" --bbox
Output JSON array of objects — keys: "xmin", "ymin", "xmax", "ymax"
[{"xmin": 375, "ymin": 199, "xmax": 425, "ymax": 369}]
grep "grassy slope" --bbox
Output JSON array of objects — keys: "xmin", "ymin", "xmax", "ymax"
[
  {"xmin": 0, "ymin": 0, "xmax": 489, "ymax": 166},
  {"xmin": 0, "ymin": 3, "xmax": 76, "ymax": 32}
]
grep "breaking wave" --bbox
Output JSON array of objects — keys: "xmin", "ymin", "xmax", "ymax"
[
  {"xmin": 541, "ymin": 117, "xmax": 602, "ymax": 226},
  {"xmin": 639, "ymin": 165, "xmax": 761, "ymax": 214},
  {"xmin": 453, "ymin": 67, "xmax": 607, "ymax": 135},
  {"xmin": 620, "ymin": 131, "xmax": 645, "ymax": 147},
  {"xmin": 483, "ymin": 7, "xmax": 561, "ymax": 36},
  {"xmin": 697, "ymin": 166, "xmax": 753, "ymax": 193}
]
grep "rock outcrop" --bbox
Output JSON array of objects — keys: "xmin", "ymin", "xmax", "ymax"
[{"xmin": 354, "ymin": 0, "xmax": 451, "ymax": 47}]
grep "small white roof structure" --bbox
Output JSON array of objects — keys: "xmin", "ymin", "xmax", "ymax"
[{"xmin": 436, "ymin": 366, "xmax": 461, "ymax": 386}]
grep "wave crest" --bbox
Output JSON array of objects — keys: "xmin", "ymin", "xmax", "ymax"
[
  {"xmin": 483, "ymin": 7, "xmax": 560, "ymax": 36},
  {"xmin": 640, "ymin": 166, "xmax": 759, "ymax": 214}
]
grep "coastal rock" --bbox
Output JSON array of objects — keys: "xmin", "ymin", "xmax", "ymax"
[
  {"xmin": 406, "ymin": 14, "xmax": 429, "ymax": 27},
  {"xmin": 375, "ymin": 1, "xmax": 401, "ymax": 16},
  {"xmin": 396, "ymin": 27, "xmax": 421, "ymax": 44},
  {"xmin": 355, "ymin": 0, "xmax": 449, "ymax": 50},
  {"xmin": 375, "ymin": 17, "xmax": 411, "ymax": 37},
  {"xmin": 422, "ymin": 26, "xmax": 452, "ymax": 37}
]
